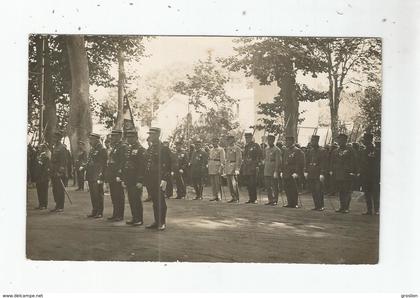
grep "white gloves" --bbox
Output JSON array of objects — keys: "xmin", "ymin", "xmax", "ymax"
[
  {"xmin": 160, "ymin": 180, "xmax": 167, "ymax": 191},
  {"xmin": 115, "ymin": 177, "xmax": 121, "ymax": 183},
  {"xmin": 292, "ymin": 173, "xmax": 299, "ymax": 179},
  {"xmin": 304, "ymin": 172, "xmax": 308, "ymax": 179},
  {"xmin": 79, "ymin": 166, "xmax": 84, "ymax": 171},
  {"xmin": 97, "ymin": 180, "xmax": 103, "ymax": 184},
  {"xmin": 234, "ymin": 170, "xmax": 240, "ymax": 176},
  {"xmin": 320, "ymin": 175, "xmax": 325, "ymax": 183},
  {"xmin": 136, "ymin": 182, "xmax": 143, "ymax": 189},
  {"xmin": 179, "ymin": 169, "xmax": 184, "ymax": 174},
  {"xmin": 273, "ymin": 172, "xmax": 278, "ymax": 179}
]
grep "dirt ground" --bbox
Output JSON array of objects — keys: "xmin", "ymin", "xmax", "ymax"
[{"xmin": 26, "ymin": 182, "xmax": 379, "ymax": 264}]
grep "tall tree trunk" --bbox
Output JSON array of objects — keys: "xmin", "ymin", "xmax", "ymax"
[
  {"xmin": 35, "ymin": 36, "xmax": 57, "ymax": 145},
  {"xmin": 114, "ymin": 49, "xmax": 125, "ymax": 130},
  {"xmin": 278, "ymin": 70, "xmax": 298, "ymax": 140},
  {"xmin": 66, "ymin": 35, "xmax": 92, "ymax": 159},
  {"xmin": 328, "ymin": 75, "xmax": 342, "ymax": 142}
]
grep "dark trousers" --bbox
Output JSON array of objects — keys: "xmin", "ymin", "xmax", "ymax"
[
  {"xmin": 245, "ymin": 174, "xmax": 257, "ymax": 202},
  {"xmin": 126, "ymin": 183, "xmax": 143, "ymax": 221},
  {"xmin": 308, "ymin": 179, "xmax": 324, "ymax": 209},
  {"xmin": 36, "ymin": 180, "xmax": 49, "ymax": 208},
  {"xmin": 51, "ymin": 176, "xmax": 65, "ymax": 209},
  {"xmin": 147, "ymin": 179, "xmax": 167, "ymax": 225},
  {"xmin": 88, "ymin": 181, "xmax": 104, "ymax": 215},
  {"xmin": 264, "ymin": 176, "xmax": 279, "ymax": 203},
  {"xmin": 174, "ymin": 172, "xmax": 186, "ymax": 198},
  {"xmin": 192, "ymin": 174, "xmax": 204, "ymax": 198},
  {"xmin": 109, "ymin": 181, "xmax": 125, "ymax": 218},
  {"xmin": 336, "ymin": 180, "xmax": 352, "ymax": 210},
  {"xmin": 77, "ymin": 170, "xmax": 85, "ymax": 190},
  {"xmin": 284, "ymin": 177, "xmax": 299, "ymax": 207},
  {"xmin": 363, "ymin": 181, "xmax": 380, "ymax": 213},
  {"xmin": 166, "ymin": 176, "xmax": 174, "ymax": 198}
]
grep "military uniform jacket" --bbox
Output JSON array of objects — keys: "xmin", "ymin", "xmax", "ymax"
[
  {"xmin": 190, "ymin": 149, "xmax": 208, "ymax": 176},
  {"xmin": 50, "ymin": 143, "xmax": 68, "ymax": 178},
  {"xmin": 358, "ymin": 144, "xmax": 379, "ymax": 183},
  {"xmin": 224, "ymin": 145, "xmax": 242, "ymax": 175},
  {"xmin": 330, "ymin": 146, "xmax": 356, "ymax": 181},
  {"xmin": 305, "ymin": 146, "xmax": 327, "ymax": 179},
  {"xmin": 76, "ymin": 150, "xmax": 87, "ymax": 169},
  {"xmin": 264, "ymin": 145, "xmax": 281, "ymax": 177},
  {"xmin": 85, "ymin": 142, "xmax": 108, "ymax": 181},
  {"xmin": 106, "ymin": 141, "xmax": 127, "ymax": 182},
  {"xmin": 144, "ymin": 141, "xmax": 172, "ymax": 183},
  {"xmin": 33, "ymin": 149, "xmax": 51, "ymax": 182},
  {"xmin": 122, "ymin": 142, "xmax": 145, "ymax": 185},
  {"xmin": 208, "ymin": 146, "xmax": 225, "ymax": 175},
  {"xmin": 281, "ymin": 146, "xmax": 305, "ymax": 178},
  {"xmin": 173, "ymin": 149, "xmax": 189, "ymax": 172},
  {"xmin": 242, "ymin": 141, "xmax": 262, "ymax": 176}
]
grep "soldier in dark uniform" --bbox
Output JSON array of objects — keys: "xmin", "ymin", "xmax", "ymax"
[
  {"xmin": 281, "ymin": 135, "xmax": 305, "ymax": 208},
  {"xmin": 32, "ymin": 143, "xmax": 51, "ymax": 210},
  {"xmin": 172, "ymin": 140, "xmax": 188, "ymax": 199},
  {"xmin": 144, "ymin": 127, "xmax": 172, "ymax": 231},
  {"xmin": 358, "ymin": 132, "xmax": 380, "ymax": 215},
  {"xmin": 162, "ymin": 141, "xmax": 174, "ymax": 199},
  {"xmin": 75, "ymin": 141, "xmax": 87, "ymax": 191},
  {"xmin": 122, "ymin": 130, "xmax": 145, "ymax": 225},
  {"xmin": 82, "ymin": 133, "xmax": 108, "ymax": 218},
  {"xmin": 50, "ymin": 131, "xmax": 68, "ymax": 212},
  {"xmin": 242, "ymin": 130, "xmax": 262, "ymax": 204},
  {"xmin": 190, "ymin": 140, "xmax": 208, "ymax": 200},
  {"xmin": 330, "ymin": 133, "xmax": 356, "ymax": 213},
  {"xmin": 304, "ymin": 135, "xmax": 328, "ymax": 211},
  {"xmin": 263, "ymin": 134, "xmax": 281, "ymax": 205},
  {"xmin": 106, "ymin": 129, "xmax": 127, "ymax": 222}
]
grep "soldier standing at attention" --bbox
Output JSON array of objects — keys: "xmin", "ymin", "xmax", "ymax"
[
  {"xmin": 208, "ymin": 137, "xmax": 225, "ymax": 202},
  {"xmin": 358, "ymin": 132, "xmax": 380, "ymax": 215},
  {"xmin": 242, "ymin": 130, "xmax": 262, "ymax": 204},
  {"xmin": 106, "ymin": 129, "xmax": 127, "ymax": 222},
  {"xmin": 50, "ymin": 131, "xmax": 68, "ymax": 212},
  {"xmin": 190, "ymin": 140, "xmax": 208, "ymax": 200},
  {"xmin": 224, "ymin": 134, "xmax": 242, "ymax": 203},
  {"xmin": 263, "ymin": 134, "xmax": 281, "ymax": 206},
  {"xmin": 144, "ymin": 127, "xmax": 172, "ymax": 231},
  {"xmin": 304, "ymin": 135, "xmax": 327, "ymax": 211},
  {"xmin": 281, "ymin": 135, "xmax": 305, "ymax": 208},
  {"xmin": 330, "ymin": 133, "xmax": 356, "ymax": 213},
  {"xmin": 82, "ymin": 133, "xmax": 108, "ymax": 218},
  {"xmin": 172, "ymin": 140, "xmax": 189, "ymax": 199},
  {"xmin": 122, "ymin": 130, "xmax": 145, "ymax": 226},
  {"xmin": 75, "ymin": 141, "xmax": 87, "ymax": 191},
  {"xmin": 32, "ymin": 143, "xmax": 51, "ymax": 210}
]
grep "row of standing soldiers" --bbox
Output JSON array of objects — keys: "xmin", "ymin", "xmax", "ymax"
[
  {"xmin": 167, "ymin": 130, "xmax": 380, "ymax": 215},
  {"xmin": 30, "ymin": 127, "xmax": 171, "ymax": 231}
]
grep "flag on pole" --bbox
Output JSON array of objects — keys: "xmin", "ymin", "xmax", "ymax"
[{"xmin": 122, "ymin": 95, "xmax": 136, "ymax": 132}]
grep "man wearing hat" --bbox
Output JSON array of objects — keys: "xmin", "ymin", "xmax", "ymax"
[
  {"xmin": 281, "ymin": 135, "xmax": 305, "ymax": 208},
  {"xmin": 224, "ymin": 133, "xmax": 242, "ymax": 203},
  {"xmin": 106, "ymin": 129, "xmax": 128, "ymax": 221},
  {"xmin": 50, "ymin": 130, "xmax": 68, "ymax": 212},
  {"xmin": 190, "ymin": 139, "xmax": 208, "ymax": 200},
  {"xmin": 122, "ymin": 130, "xmax": 145, "ymax": 225},
  {"xmin": 242, "ymin": 130, "xmax": 262, "ymax": 204},
  {"xmin": 304, "ymin": 135, "xmax": 328, "ymax": 211},
  {"xmin": 32, "ymin": 143, "xmax": 51, "ymax": 210},
  {"xmin": 75, "ymin": 141, "xmax": 87, "ymax": 191},
  {"xmin": 172, "ymin": 140, "xmax": 189, "ymax": 199},
  {"xmin": 263, "ymin": 134, "xmax": 281, "ymax": 205},
  {"xmin": 83, "ymin": 132, "xmax": 108, "ymax": 218},
  {"xmin": 144, "ymin": 127, "xmax": 172, "ymax": 230},
  {"xmin": 330, "ymin": 133, "xmax": 356, "ymax": 213},
  {"xmin": 358, "ymin": 132, "xmax": 380, "ymax": 215},
  {"xmin": 208, "ymin": 137, "xmax": 225, "ymax": 201}
]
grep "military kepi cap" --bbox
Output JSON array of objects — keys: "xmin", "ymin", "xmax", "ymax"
[
  {"xmin": 111, "ymin": 129, "xmax": 122, "ymax": 135},
  {"xmin": 337, "ymin": 133, "xmax": 348, "ymax": 140},
  {"xmin": 363, "ymin": 132, "xmax": 373, "ymax": 141},
  {"xmin": 54, "ymin": 130, "xmax": 64, "ymax": 137},
  {"xmin": 244, "ymin": 129, "xmax": 253, "ymax": 136},
  {"xmin": 286, "ymin": 135, "xmax": 295, "ymax": 140},
  {"xmin": 267, "ymin": 134, "xmax": 275, "ymax": 139},
  {"xmin": 311, "ymin": 135, "xmax": 320, "ymax": 141},
  {"xmin": 148, "ymin": 127, "xmax": 161, "ymax": 135},
  {"xmin": 125, "ymin": 130, "xmax": 138, "ymax": 137},
  {"xmin": 89, "ymin": 132, "xmax": 101, "ymax": 139}
]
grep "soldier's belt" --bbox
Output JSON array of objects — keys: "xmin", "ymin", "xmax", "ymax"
[{"xmin": 210, "ymin": 159, "xmax": 221, "ymax": 161}]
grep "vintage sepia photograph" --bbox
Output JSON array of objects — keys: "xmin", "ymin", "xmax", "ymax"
[{"xmin": 26, "ymin": 35, "xmax": 382, "ymax": 263}]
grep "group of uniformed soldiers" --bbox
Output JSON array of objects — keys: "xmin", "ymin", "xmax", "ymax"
[{"xmin": 28, "ymin": 126, "xmax": 381, "ymax": 231}]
